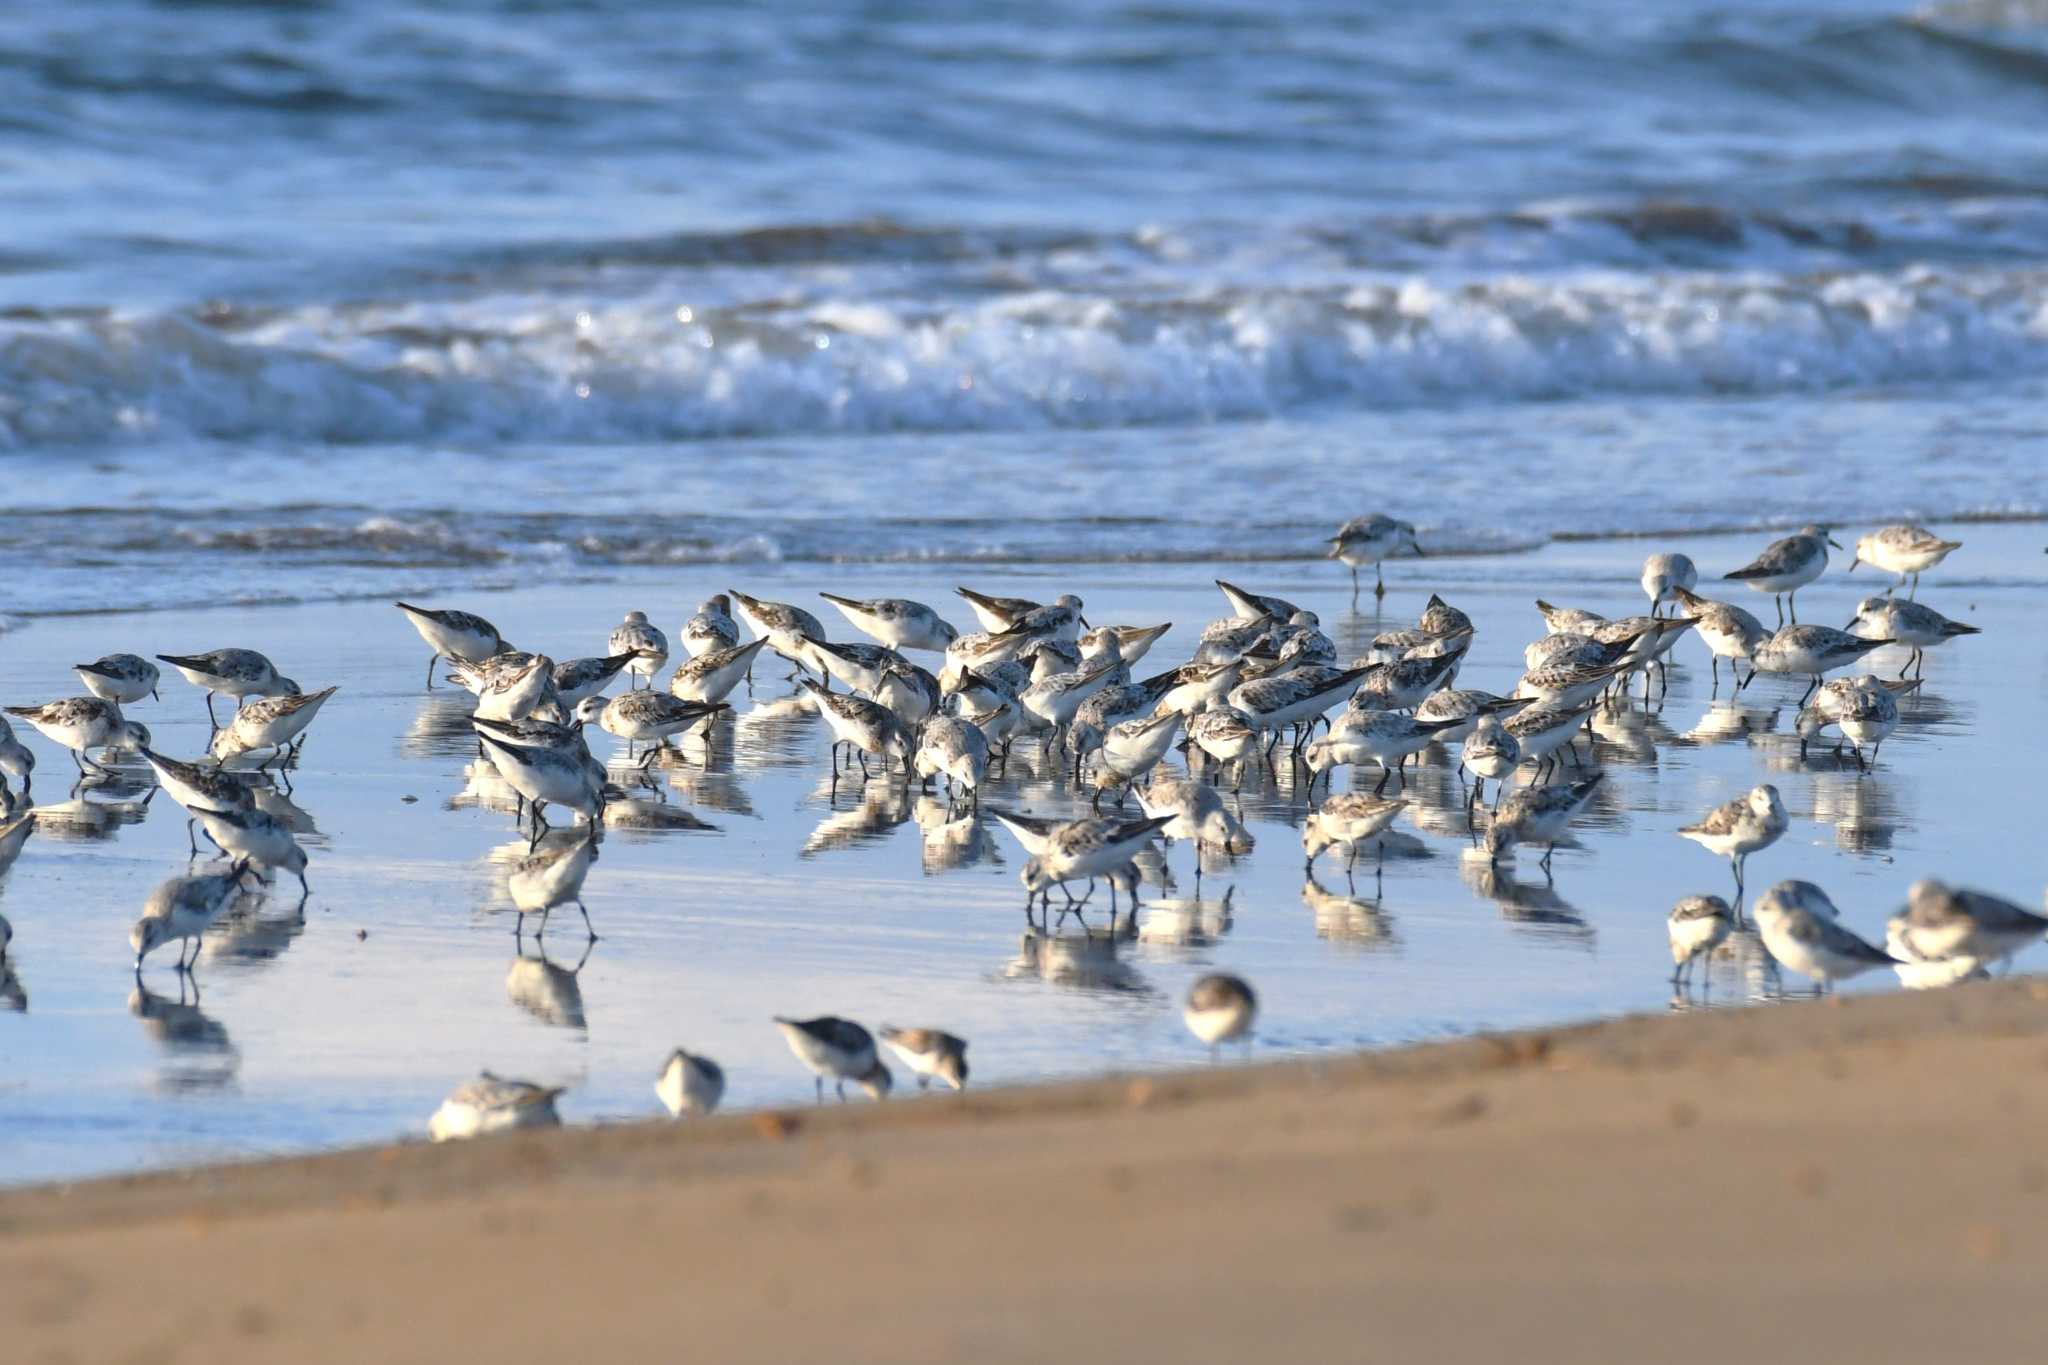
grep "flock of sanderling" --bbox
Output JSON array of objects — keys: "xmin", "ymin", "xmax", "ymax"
[{"xmin": 0, "ymin": 512, "xmax": 2034, "ymax": 1145}]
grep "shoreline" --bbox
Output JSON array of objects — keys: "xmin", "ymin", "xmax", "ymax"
[{"xmin": 8, "ymin": 980, "xmax": 2048, "ymax": 1361}]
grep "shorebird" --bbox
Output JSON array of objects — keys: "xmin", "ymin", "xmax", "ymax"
[
  {"xmin": 1667, "ymin": 894, "xmax": 1733, "ymax": 987},
  {"xmin": 1723, "ymin": 525, "xmax": 1840, "ymax": 625},
  {"xmin": 0, "ymin": 718, "xmax": 35, "ymax": 800},
  {"xmin": 1848, "ymin": 524, "xmax": 1962, "ymax": 597},
  {"xmin": 729, "ymin": 590, "xmax": 827, "ymax": 677},
  {"xmin": 1459, "ymin": 711, "xmax": 1520, "ymax": 811},
  {"xmin": 1678, "ymin": 784, "xmax": 1787, "ymax": 895},
  {"xmin": 1135, "ymin": 773, "xmax": 1252, "ymax": 857},
  {"xmin": 464, "ymin": 653, "xmax": 559, "ymax": 724},
  {"xmin": 1744, "ymin": 625, "xmax": 1891, "ymax": 702},
  {"xmin": 800, "ymin": 678, "xmax": 907, "ymax": 779},
  {"xmin": 74, "ymin": 654, "xmax": 160, "ymax": 706},
  {"xmin": 809, "ymin": 638, "xmax": 912, "ymax": 694},
  {"xmin": 396, "ymin": 603, "xmax": 512, "ymax": 688},
  {"xmin": 1503, "ymin": 700, "xmax": 1598, "ymax": 778},
  {"xmin": 1328, "ymin": 514, "xmax": 1422, "ymax": 602},
  {"xmin": 194, "ymin": 807, "xmax": 309, "ymax": 902},
  {"xmin": 1846, "ymin": 596, "xmax": 1980, "ymax": 678},
  {"xmin": 913, "ymin": 714, "xmax": 989, "ymax": 803},
  {"xmin": 1080, "ymin": 622, "xmax": 1171, "ymax": 667},
  {"xmin": 1350, "ymin": 650, "xmax": 1466, "ymax": 711},
  {"xmin": 1183, "ymin": 974, "xmax": 1256, "ymax": 1057},
  {"xmin": 1305, "ymin": 712, "xmax": 1461, "ymax": 794},
  {"xmin": 131, "ymin": 862, "xmax": 256, "ymax": 973},
  {"xmin": 681, "ymin": 595, "xmax": 740, "ymax": 658},
  {"xmin": 1185, "ymin": 705, "xmax": 1262, "ymax": 786},
  {"xmin": 552, "ymin": 653, "xmax": 637, "ymax": 707},
  {"xmin": 1669, "ymin": 585, "xmax": 1768, "ymax": 691},
  {"xmin": 954, "ymin": 587, "xmax": 1043, "ymax": 633},
  {"xmin": 595, "ymin": 692, "xmax": 725, "ymax": 763},
  {"xmin": 1410, "ymin": 688, "xmax": 1529, "ymax": 743},
  {"xmin": 208, "ymin": 687, "xmax": 337, "ymax": 765},
  {"xmin": 1794, "ymin": 675, "xmax": 1908, "ymax": 768},
  {"xmin": 4, "ymin": 698, "xmax": 151, "ymax": 776},
  {"xmin": 656, "ymin": 1049, "xmax": 726, "ymax": 1117},
  {"xmin": 1016, "ymin": 813, "xmax": 1173, "ymax": 906},
  {"xmin": 1888, "ymin": 879, "xmax": 2048, "ymax": 972},
  {"xmin": 141, "ymin": 748, "xmax": 254, "ymax": 814},
  {"xmin": 819, "ymin": 593, "xmax": 959, "ymax": 652},
  {"xmin": 1090, "ymin": 709, "xmax": 1183, "ymax": 800},
  {"xmin": 608, "ymin": 611, "xmax": 669, "ymax": 688},
  {"xmin": 1753, "ymin": 881, "xmax": 1893, "ymax": 993},
  {"xmin": 1483, "ymin": 774, "xmax": 1604, "ymax": 873},
  {"xmin": 477, "ymin": 733, "xmax": 605, "ymax": 844},
  {"xmin": 1535, "ymin": 599, "xmax": 1604, "ymax": 634},
  {"xmin": 774, "ymin": 1015, "xmax": 884, "ymax": 1101},
  {"xmin": 669, "ymin": 637, "xmax": 770, "ymax": 706},
  {"xmin": 1303, "ymin": 793, "xmax": 1408, "ymax": 877},
  {"xmin": 1641, "ymin": 552, "xmax": 1698, "ymax": 616},
  {"xmin": 879, "ymin": 1027, "xmax": 970, "ymax": 1091},
  {"xmin": 157, "ymin": 649, "xmax": 300, "ymax": 730},
  {"xmin": 428, "ymin": 1073, "xmax": 565, "ymax": 1141},
  {"xmin": 506, "ymin": 828, "xmax": 601, "ymax": 939},
  {"xmin": 1229, "ymin": 665, "xmax": 1370, "ymax": 745},
  {"xmin": 1216, "ymin": 579, "xmax": 1302, "ymax": 622}
]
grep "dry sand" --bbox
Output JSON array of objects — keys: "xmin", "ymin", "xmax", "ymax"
[{"xmin": 8, "ymin": 979, "xmax": 2048, "ymax": 1363}]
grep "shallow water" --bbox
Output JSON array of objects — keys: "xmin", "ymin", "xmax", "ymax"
[{"xmin": 0, "ymin": 527, "xmax": 2039, "ymax": 1184}]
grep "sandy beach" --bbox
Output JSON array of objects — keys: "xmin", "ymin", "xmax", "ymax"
[{"xmin": 9, "ymin": 977, "xmax": 2048, "ymax": 1363}]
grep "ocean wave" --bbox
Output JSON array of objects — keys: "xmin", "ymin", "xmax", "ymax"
[{"xmin": 3, "ymin": 260, "xmax": 2045, "ymax": 446}]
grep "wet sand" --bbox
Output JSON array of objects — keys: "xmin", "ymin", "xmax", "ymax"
[
  {"xmin": 0, "ymin": 523, "xmax": 2042, "ymax": 1184},
  {"xmin": 8, "ymin": 978, "xmax": 2048, "ymax": 1363}
]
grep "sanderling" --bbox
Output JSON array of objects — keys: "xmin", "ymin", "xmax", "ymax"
[
  {"xmin": 1460, "ymin": 711, "xmax": 1521, "ymax": 810},
  {"xmin": 1888, "ymin": 879, "xmax": 2048, "ymax": 971},
  {"xmin": 74, "ymin": 654, "xmax": 160, "ymax": 706},
  {"xmin": 477, "ymin": 733, "xmax": 605, "ymax": 844},
  {"xmin": 941, "ymin": 624, "xmax": 1048, "ymax": 683},
  {"xmin": 1752, "ymin": 881, "xmax": 1894, "ymax": 992},
  {"xmin": 1848, "ymin": 525, "xmax": 1962, "ymax": 597},
  {"xmin": 608, "ymin": 611, "xmax": 670, "ymax": 688},
  {"xmin": 1303, "ymin": 793, "xmax": 1408, "ymax": 876},
  {"xmin": 874, "ymin": 660, "xmax": 941, "ymax": 731},
  {"xmin": 1723, "ymin": 525, "xmax": 1840, "ymax": 625},
  {"xmin": 1513, "ymin": 657, "xmax": 1630, "ymax": 710},
  {"xmin": 656, "ymin": 1048, "xmax": 726, "ymax": 1116},
  {"xmin": 1794, "ymin": 675, "xmax": 1904, "ymax": 769},
  {"xmin": 1013, "ymin": 594, "xmax": 1086, "ymax": 642},
  {"xmin": 799, "ymin": 678, "xmax": 909, "ymax": 779},
  {"xmin": 954, "ymin": 586, "xmax": 1043, "ymax": 632},
  {"xmin": 428, "ymin": 1072, "xmax": 565, "ymax": 1141},
  {"xmin": 395, "ymin": 603, "xmax": 511, "ymax": 689},
  {"xmin": 1148, "ymin": 659, "xmax": 1245, "ymax": 716},
  {"xmin": 551, "ymin": 652, "xmax": 636, "ymax": 707},
  {"xmin": 1081, "ymin": 622, "xmax": 1171, "ymax": 667},
  {"xmin": 1017, "ymin": 813, "xmax": 1173, "ymax": 906},
  {"xmin": 1216, "ymin": 579, "xmax": 1301, "ymax": 622},
  {"xmin": 195, "ymin": 807, "xmax": 309, "ymax": 902},
  {"xmin": 1411, "ymin": 688, "xmax": 1529, "ymax": 743},
  {"xmin": 1667, "ymin": 894, "xmax": 1733, "ymax": 986},
  {"xmin": 729, "ymin": 590, "xmax": 827, "ymax": 677},
  {"xmin": 1502, "ymin": 699, "xmax": 1597, "ymax": 777},
  {"xmin": 819, "ymin": 593, "xmax": 959, "ymax": 653},
  {"xmin": 1534, "ymin": 599, "xmax": 1605, "ymax": 634},
  {"xmin": 0, "ymin": 812, "xmax": 34, "ymax": 877},
  {"xmin": 913, "ymin": 714, "xmax": 989, "ymax": 803},
  {"xmin": 775, "ymin": 1015, "xmax": 883, "ymax": 1101},
  {"xmin": 1887, "ymin": 923, "xmax": 1990, "ymax": 991},
  {"xmin": 669, "ymin": 637, "xmax": 770, "ymax": 706},
  {"xmin": 879, "ymin": 1027, "xmax": 969, "ymax": 1091},
  {"xmin": 1137, "ymin": 772, "xmax": 1252, "ymax": 854},
  {"xmin": 1350, "ymin": 650, "xmax": 1467, "ymax": 711},
  {"xmin": 0, "ymin": 717, "xmax": 35, "ymax": 801},
  {"xmin": 1070, "ymin": 681, "xmax": 1157, "ymax": 766},
  {"xmin": 1022, "ymin": 637, "xmax": 1085, "ymax": 684},
  {"xmin": 1745, "ymin": 625, "xmax": 1891, "ymax": 703},
  {"xmin": 4, "ymin": 697, "xmax": 150, "ymax": 776},
  {"xmin": 1183, "ymin": 973, "xmax": 1256, "ymax": 1056},
  {"xmin": 1307, "ymin": 711, "xmax": 1461, "ymax": 794},
  {"xmin": 1019, "ymin": 660, "xmax": 1121, "ymax": 738},
  {"xmin": 1483, "ymin": 774, "xmax": 1604, "ymax": 872},
  {"xmin": 209, "ymin": 686, "xmax": 338, "ymax": 765},
  {"xmin": 984, "ymin": 806, "xmax": 1063, "ymax": 857},
  {"xmin": 596, "ymin": 692, "xmax": 725, "ymax": 764},
  {"xmin": 156, "ymin": 649, "xmax": 300, "ymax": 731},
  {"xmin": 682, "ymin": 594, "xmax": 740, "ymax": 658},
  {"xmin": 1846, "ymin": 596, "xmax": 1980, "ymax": 678},
  {"xmin": 1418, "ymin": 594, "xmax": 1473, "ymax": 636},
  {"xmin": 140, "ymin": 747, "xmax": 254, "ymax": 814},
  {"xmin": 1091, "ymin": 709, "xmax": 1184, "ymax": 800},
  {"xmin": 1228, "ymin": 665, "xmax": 1371, "ymax": 741},
  {"xmin": 1641, "ymin": 553, "xmax": 1699, "ymax": 616},
  {"xmin": 507, "ymin": 828, "xmax": 601, "ymax": 939},
  {"xmin": 1185, "ymin": 705, "xmax": 1262, "ymax": 786},
  {"xmin": 809, "ymin": 638, "xmax": 911, "ymax": 694},
  {"xmin": 131, "ymin": 862, "xmax": 255, "ymax": 973},
  {"xmin": 1678, "ymin": 784, "xmax": 1787, "ymax": 895},
  {"xmin": 462, "ymin": 652, "xmax": 561, "ymax": 723},
  {"xmin": 1669, "ymin": 585, "xmax": 1769, "ymax": 691},
  {"xmin": 1193, "ymin": 615, "xmax": 1279, "ymax": 666},
  {"xmin": 1328, "ymin": 514, "xmax": 1422, "ymax": 601}
]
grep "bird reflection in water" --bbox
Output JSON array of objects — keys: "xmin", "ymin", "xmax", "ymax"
[
  {"xmin": 602, "ymin": 797, "xmax": 718, "ymax": 836},
  {"xmin": 199, "ymin": 903, "xmax": 306, "ymax": 968},
  {"xmin": 28, "ymin": 783, "xmax": 156, "ymax": 843},
  {"xmin": 402, "ymin": 694, "xmax": 486, "ymax": 761},
  {"xmin": 802, "ymin": 778, "xmax": 912, "ymax": 857},
  {"xmin": 730, "ymin": 694, "xmax": 819, "ymax": 770},
  {"xmin": 1676, "ymin": 699, "xmax": 1779, "ymax": 749},
  {"xmin": 1135, "ymin": 885, "xmax": 1236, "ymax": 949},
  {"xmin": 0, "ymin": 959, "xmax": 25, "ymax": 1012},
  {"xmin": 506, "ymin": 939, "xmax": 594, "ymax": 1030},
  {"xmin": 1461, "ymin": 850, "xmax": 1593, "ymax": 943},
  {"xmin": 914, "ymin": 797, "xmax": 998, "ymax": 873},
  {"xmin": 129, "ymin": 975, "xmax": 239, "ymax": 1090},
  {"xmin": 1001, "ymin": 923, "xmax": 1152, "ymax": 998},
  {"xmin": 1808, "ymin": 768, "xmax": 1904, "ymax": 855},
  {"xmin": 1301, "ymin": 871, "xmax": 1396, "ymax": 950}
]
